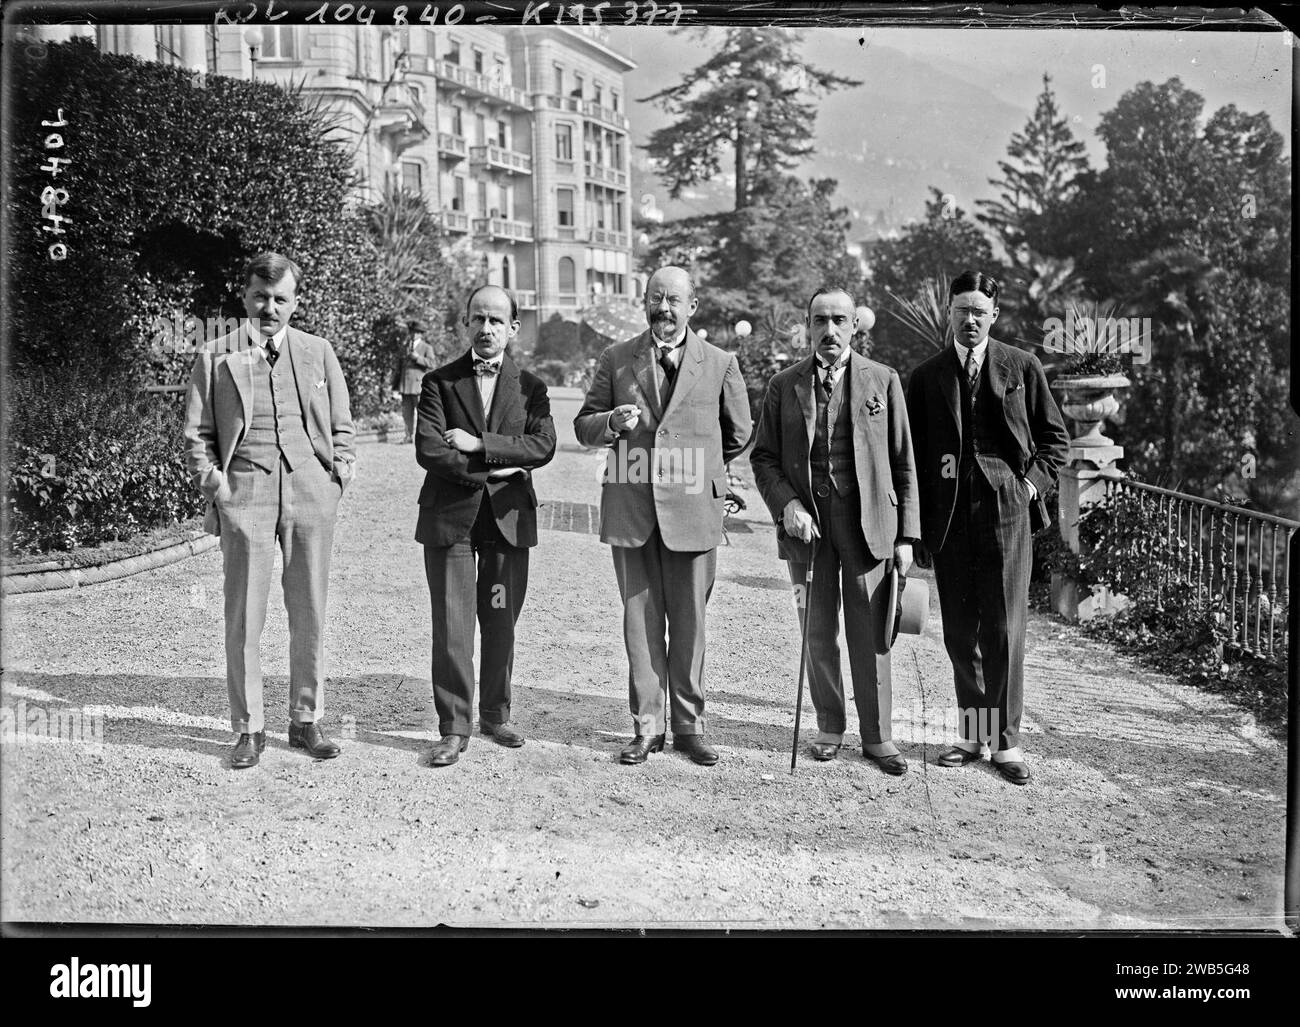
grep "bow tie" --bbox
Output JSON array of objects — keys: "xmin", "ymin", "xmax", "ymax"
[{"xmin": 473, "ymin": 359, "xmax": 499, "ymax": 378}]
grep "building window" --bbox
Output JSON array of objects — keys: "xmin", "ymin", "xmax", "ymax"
[
  {"xmin": 558, "ymin": 257, "xmax": 576, "ymax": 293},
  {"xmin": 501, "ymin": 256, "xmax": 511, "ymax": 289},
  {"xmin": 494, "ymin": 56, "xmax": 507, "ymax": 86},
  {"xmin": 261, "ymin": 25, "xmax": 298, "ymax": 60},
  {"xmin": 572, "ymin": 73, "xmax": 584, "ymax": 99},
  {"xmin": 452, "ymin": 177, "xmax": 465, "ymax": 211},
  {"xmin": 612, "ymin": 90, "xmax": 620, "ymax": 112},
  {"xmin": 553, "ymin": 64, "xmax": 564, "ymax": 96},
  {"xmin": 557, "ymin": 189, "xmax": 575, "ymax": 228},
  {"xmin": 478, "ymin": 181, "xmax": 489, "ymax": 216},
  {"xmin": 556, "ymin": 124, "xmax": 573, "ymax": 161},
  {"xmin": 497, "ymin": 120, "xmax": 508, "ymax": 148},
  {"xmin": 401, "ymin": 161, "xmax": 423, "ymax": 195},
  {"xmin": 451, "ymin": 106, "xmax": 463, "ymax": 136},
  {"xmin": 593, "ymin": 83, "xmax": 603, "ymax": 107},
  {"xmin": 446, "ymin": 38, "xmax": 460, "ymax": 64},
  {"xmin": 475, "ymin": 113, "xmax": 487, "ymax": 146},
  {"xmin": 473, "ymin": 48, "xmax": 484, "ymax": 74}
]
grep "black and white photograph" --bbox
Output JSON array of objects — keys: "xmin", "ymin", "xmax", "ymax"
[{"xmin": 1, "ymin": 0, "xmax": 1294, "ymax": 971}]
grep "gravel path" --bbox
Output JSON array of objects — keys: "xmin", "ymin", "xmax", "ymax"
[{"xmin": 1, "ymin": 389, "xmax": 1287, "ymax": 930}]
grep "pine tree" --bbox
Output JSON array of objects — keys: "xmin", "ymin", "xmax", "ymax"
[
  {"xmin": 641, "ymin": 27, "xmax": 859, "ymax": 211},
  {"xmin": 977, "ymin": 73, "xmax": 1090, "ymax": 260}
]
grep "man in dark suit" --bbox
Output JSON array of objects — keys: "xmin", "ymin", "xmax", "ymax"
[
  {"xmin": 906, "ymin": 270, "xmax": 1069, "ymax": 784},
  {"xmin": 574, "ymin": 266, "xmax": 752, "ymax": 766},
  {"xmin": 751, "ymin": 288, "xmax": 921, "ymax": 773},
  {"xmin": 392, "ymin": 319, "xmax": 438, "ymax": 443},
  {"xmin": 415, "ymin": 285, "xmax": 556, "ymax": 767},
  {"xmin": 184, "ymin": 252, "xmax": 356, "ymax": 769}
]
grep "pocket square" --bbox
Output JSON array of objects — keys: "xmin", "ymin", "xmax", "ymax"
[
  {"xmin": 315, "ymin": 379, "xmax": 326, "ymax": 389},
  {"xmin": 866, "ymin": 397, "xmax": 885, "ymax": 415}
]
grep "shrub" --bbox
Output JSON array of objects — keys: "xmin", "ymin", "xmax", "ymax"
[{"xmin": 5, "ymin": 369, "xmax": 205, "ymax": 552}]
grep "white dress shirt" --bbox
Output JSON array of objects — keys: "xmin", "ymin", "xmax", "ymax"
[
  {"xmin": 474, "ymin": 354, "xmax": 503, "ymax": 415},
  {"xmin": 247, "ymin": 322, "xmax": 288, "ymax": 359}
]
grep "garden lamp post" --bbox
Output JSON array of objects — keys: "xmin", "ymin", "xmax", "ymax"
[{"xmin": 244, "ymin": 26, "xmax": 264, "ymax": 82}]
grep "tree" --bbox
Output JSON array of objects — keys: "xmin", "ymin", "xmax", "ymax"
[
  {"xmin": 977, "ymin": 73, "xmax": 1091, "ymax": 261},
  {"xmin": 641, "ymin": 27, "xmax": 859, "ymax": 212},
  {"xmin": 1069, "ymin": 79, "xmax": 1294, "ymax": 513}
]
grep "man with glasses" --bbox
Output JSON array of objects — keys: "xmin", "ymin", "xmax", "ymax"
[
  {"xmin": 906, "ymin": 270, "xmax": 1068, "ymax": 785},
  {"xmin": 574, "ymin": 266, "xmax": 752, "ymax": 766}
]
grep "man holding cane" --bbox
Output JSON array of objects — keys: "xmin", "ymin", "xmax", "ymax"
[{"xmin": 751, "ymin": 288, "xmax": 920, "ymax": 773}]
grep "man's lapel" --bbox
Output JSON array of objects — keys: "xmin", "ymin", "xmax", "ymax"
[
  {"xmin": 221, "ymin": 326, "xmax": 258, "ymax": 427},
  {"xmin": 285, "ymin": 328, "xmax": 316, "ymax": 418},
  {"xmin": 940, "ymin": 345, "xmax": 963, "ymax": 436},
  {"xmin": 985, "ymin": 338, "xmax": 1010, "ymax": 401},
  {"xmin": 631, "ymin": 332, "xmax": 661, "ymax": 422},
  {"xmin": 488, "ymin": 353, "xmax": 521, "ymax": 432},
  {"xmin": 792, "ymin": 355, "xmax": 816, "ymax": 456},
  {"xmin": 662, "ymin": 327, "xmax": 704, "ymax": 418},
  {"xmin": 452, "ymin": 351, "xmax": 487, "ymax": 431}
]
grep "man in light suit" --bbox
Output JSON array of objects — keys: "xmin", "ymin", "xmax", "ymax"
[
  {"xmin": 574, "ymin": 266, "xmax": 752, "ymax": 766},
  {"xmin": 752, "ymin": 288, "xmax": 921, "ymax": 773},
  {"xmin": 184, "ymin": 252, "xmax": 356, "ymax": 769},
  {"xmin": 906, "ymin": 270, "xmax": 1069, "ymax": 785},
  {"xmin": 392, "ymin": 319, "xmax": 438, "ymax": 444},
  {"xmin": 415, "ymin": 285, "xmax": 556, "ymax": 767}
]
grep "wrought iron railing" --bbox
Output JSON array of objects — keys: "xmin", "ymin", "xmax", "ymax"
[{"xmin": 1103, "ymin": 475, "xmax": 1295, "ymax": 661}]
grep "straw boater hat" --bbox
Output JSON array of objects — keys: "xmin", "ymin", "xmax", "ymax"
[{"xmin": 878, "ymin": 565, "xmax": 929, "ymax": 653}]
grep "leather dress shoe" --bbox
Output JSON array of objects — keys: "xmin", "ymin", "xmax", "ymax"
[
  {"xmin": 230, "ymin": 731, "xmax": 266, "ymax": 770},
  {"xmin": 993, "ymin": 757, "xmax": 1031, "ymax": 785},
  {"xmin": 809, "ymin": 741, "xmax": 840, "ymax": 761},
  {"xmin": 937, "ymin": 745, "xmax": 984, "ymax": 767},
  {"xmin": 864, "ymin": 750, "xmax": 908, "ymax": 775},
  {"xmin": 429, "ymin": 735, "xmax": 469, "ymax": 767},
  {"xmin": 480, "ymin": 722, "xmax": 525, "ymax": 748},
  {"xmin": 288, "ymin": 721, "xmax": 340, "ymax": 759},
  {"xmin": 619, "ymin": 734, "xmax": 665, "ymax": 764},
  {"xmin": 673, "ymin": 734, "xmax": 719, "ymax": 766}
]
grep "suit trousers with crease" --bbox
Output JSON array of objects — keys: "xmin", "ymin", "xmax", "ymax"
[
  {"xmin": 218, "ymin": 453, "xmax": 341, "ymax": 733},
  {"xmin": 787, "ymin": 484, "xmax": 892, "ymax": 741},
  {"xmin": 931, "ymin": 465, "xmax": 1031, "ymax": 752},
  {"xmin": 611, "ymin": 526, "xmax": 715, "ymax": 737},
  {"xmin": 423, "ymin": 497, "xmax": 529, "ymax": 737}
]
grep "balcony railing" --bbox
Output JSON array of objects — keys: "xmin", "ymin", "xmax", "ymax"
[
  {"xmin": 440, "ymin": 209, "xmax": 470, "ymax": 233},
  {"xmin": 472, "ymin": 216, "xmax": 534, "ymax": 242},
  {"xmin": 469, "ymin": 144, "xmax": 533, "ymax": 176},
  {"xmin": 587, "ymin": 228, "xmax": 629, "ymax": 247},
  {"xmin": 555, "ymin": 292, "xmax": 581, "ymax": 308},
  {"xmin": 1103, "ymin": 476, "xmax": 1296, "ymax": 661},
  {"xmin": 437, "ymin": 132, "xmax": 468, "ymax": 160},
  {"xmin": 584, "ymin": 162, "xmax": 628, "ymax": 189},
  {"xmin": 515, "ymin": 290, "xmax": 538, "ymax": 309},
  {"xmin": 428, "ymin": 58, "xmax": 529, "ymax": 108},
  {"xmin": 580, "ymin": 99, "xmax": 630, "ymax": 131}
]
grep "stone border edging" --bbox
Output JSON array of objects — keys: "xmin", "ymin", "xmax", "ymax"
[{"xmin": 2, "ymin": 534, "xmax": 221, "ymax": 595}]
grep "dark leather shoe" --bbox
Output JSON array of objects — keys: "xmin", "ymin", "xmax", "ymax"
[
  {"xmin": 993, "ymin": 757, "xmax": 1031, "ymax": 785},
  {"xmin": 937, "ymin": 745, "xmax": 984, "ymax": 767},
  {"xmin": 809, "ymin": 741, "xmax": 840, "ymax": 761},
  {"xmin": 673, "ymin": 734, "xmax": 719, "ymax": 766},
  {"xmin": 230, "ymin": 731, "xmax": 265, "ymax": 770},
  {"xmin": 619, "ymin": 734, "xmax": 665, "ymax": 765},
  {"xmin": 429, "ymin": 734, "xmax": 469, "ymax": 767},
  {"xmin": 480, "ymin": 722, "xmax": 525, "ymax": 748},
  {"xmin": 864, "ymin": 750, "xmax": 908, "ymax": 775},
  {"xmin": 289, "ymin": 722, "xmax": 340, "ymax": 759}
]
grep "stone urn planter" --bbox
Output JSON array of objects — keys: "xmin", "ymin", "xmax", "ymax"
[{"xmin": 1052, "ymin": 373, "xmax": 1131, "ymax": 448}]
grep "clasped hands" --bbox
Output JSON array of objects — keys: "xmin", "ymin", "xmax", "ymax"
[
  {"xmin": 443, "ymin": 428, "xmax": 523, "ymax": 480},
  {"xmin": 781, "ymin": 499, "xmax": 912, "ymax": 575}
]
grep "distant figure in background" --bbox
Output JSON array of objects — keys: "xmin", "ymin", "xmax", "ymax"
[{"xmin": 393, "ymin": 319, "xmax": 437, "ymax": 443}]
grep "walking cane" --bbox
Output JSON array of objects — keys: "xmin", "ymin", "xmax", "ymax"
[{"xmin": 790, "ymin": 536, "xmax": 818, "ymax": 774}]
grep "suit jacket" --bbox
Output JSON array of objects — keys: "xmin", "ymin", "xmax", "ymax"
[
  {"xmin": 751, "ymin": 352, "xmax": 921, "ymax": 563},
  {"xmin": 393, "ymin": 340, "xmax": 438, "ymax": 394},
  {"xmin": 183, "ymin": 325, "xmax": 356, "ymax": 537},
  {"xmin": 573, "ymin": 327, "xmax": 753, "ymax": 551},
  {"xmin": 414, "ymin": 350, "xmax": 556, "ymax": 548},
  {"xmin": 906, "ymin": 338, "xmax": 1069, "ymax": 553}
]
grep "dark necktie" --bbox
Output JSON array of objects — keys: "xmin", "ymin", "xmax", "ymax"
[
  {"xmin": 473, "ymin": 359, "xmax": 498, "ymax": 377},
  {"xmin": 658, "ymin": 346, "xmax": 677, "ymax": 383},
  {"xmin": 819, "ymin": 364, "xmax": 835, "ymax": 399},
  {"xmin": 265, "ymin": 343, "xmax": 279, "ymax": 368},
  {"xmin": 964, "ymin": 348, "xmax": 979, "ymax": 405}
]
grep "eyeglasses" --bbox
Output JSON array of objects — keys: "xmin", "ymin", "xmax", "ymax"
[{"xmin": 951, "ymin": 306, "xmax": 994, "ymax": 319}]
